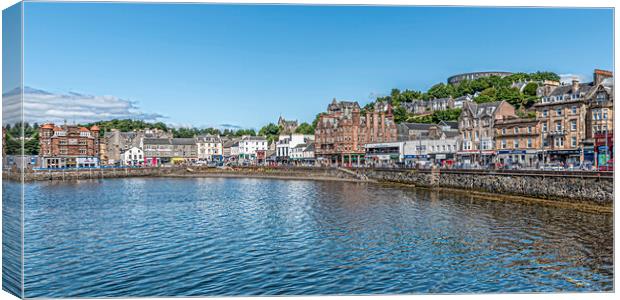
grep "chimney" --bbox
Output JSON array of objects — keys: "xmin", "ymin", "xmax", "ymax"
[
  {"xmin": 571, "ymin": 78, "xmax": 580, "ymax": 94},
  {"xmin": 594, "ymin": 69, "xmax": 613, "ymax": 85}
]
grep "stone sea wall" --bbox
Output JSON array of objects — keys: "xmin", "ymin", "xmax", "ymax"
[
  {"xmin": 4, "ymin": 166, "xmax": 612, "ymax": 205},
  {"xmin": 359, "ymin": 168, "xmax": 613, "ymax": 205}
]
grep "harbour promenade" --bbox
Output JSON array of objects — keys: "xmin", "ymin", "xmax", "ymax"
[{"xmin": 3, "ymin": 166, "xmax": 613, "ymax": 210}]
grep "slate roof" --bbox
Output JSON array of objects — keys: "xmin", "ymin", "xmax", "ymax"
[
  {"xmin": 171, "ymin": 138, "xmax": 197, "ymax": 145},
  {"xmin": 548, "ymin": 83, "xmax": 594, "ymax": 97},
  {"xmin": 143, "ymin": 138, "xmax": 171, "ymax": 145}
]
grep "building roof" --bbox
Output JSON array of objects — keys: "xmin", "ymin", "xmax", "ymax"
[
  {"xmin": 143, "ymin": 138, "xmax": 171, "ymax": 145},
  {"xmin": 305, "ymin": 143, "xmax": 315, "ymax": 152},
  {"xmin": 79, "ymin": 127, "xmax": 90, "ymax": 132},
  {"xmin": 444, "ymin": 131, "xmax": 460, "ymax": 138},
  {"xmin": 547, "ymin": 82, "xmax": 594, "ymax": 97},
  {"xmin": 171, "ymin": 138, "xmax": 196, "ymax": 145},
  {"xmin": 90, "ymin": 125, "xmax": 100, "ymax": 131},
  {"xmin": 463, "ymin": 100, "xmax": 503, "ymax": 118},
  {"xmin": 438, "ymin": 120, "xmax": 459, "ymax": 129},
  {"xmin": 41, "ymin": 123, "xmax": 54, "ymax": 129},
  {"xmin": 398, "ymin": 123, "xmax": 435, "ymax": 131},
  {"xmin": 242, "ymin": 136, "xmax": 267, "ymax": 141}
]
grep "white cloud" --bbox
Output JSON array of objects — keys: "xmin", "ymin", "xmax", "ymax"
[{"xmin": 2, "ymin": 87, "xmax": 165, "ymax": 125}]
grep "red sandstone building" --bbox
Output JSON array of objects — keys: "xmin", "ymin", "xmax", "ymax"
[
  {"xmin": 314, "ymin": 99, "xmax": 398, "ymax": 165},
  {"xmin": 39, "ymin": 123, "xmax": 101, "ymax": 168}
]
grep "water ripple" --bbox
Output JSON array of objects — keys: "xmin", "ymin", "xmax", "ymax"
[{"xmin": 14, "ymin": 177, "xmax": 614, "ymax": 297}]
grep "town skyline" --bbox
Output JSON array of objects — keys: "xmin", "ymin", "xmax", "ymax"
[
  {"xmin": 2, "ymin": 67, "xmax": 609, "ymax": 131},
  {"xmin": 13, "ymin": 2, "xmax": 613, "ymax": 128}
]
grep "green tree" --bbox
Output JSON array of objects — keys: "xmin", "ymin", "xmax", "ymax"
[
  {"xmin": 523, "ymin": 82, "xmax": 539, "ymax": 97},
  {"xmin": 295, "ymin": 122, "xmax": 314, "ymax": 134},
  {"xmin": 258, "ymin": 123, "xmax": 280, "ymax": 142},
  {"xmin": 393, "ymin": 106, "xmax": 408, "ymax": 123}
]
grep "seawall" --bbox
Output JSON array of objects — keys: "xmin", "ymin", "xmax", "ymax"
[
  {"xmin": 4, "ymin": 166, "xmax": 613, "ymax": 207},
  {"xmin": 357, "ymin": 168, "xmax": 613, "ymax": 206}
]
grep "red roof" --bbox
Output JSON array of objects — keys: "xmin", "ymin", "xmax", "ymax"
[
  {"xmin": 90, "ymin": 125, "xmax": 100, "ymax": 131},
  {"xmin": 41, "ymin": 123, "xmax": 54, "ymax": 129},
  {"xmin": 53, "ymin": 126, "xmax": 63, "ymax": 131},
  {"xmin": 79, "ymin": 127, "xmax": 90, "ymax": 132}
]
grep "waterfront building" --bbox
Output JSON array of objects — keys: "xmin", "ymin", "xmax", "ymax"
[
  {"xmin": 104, "ymin": 128, "xmax": 172, "ymax": 165},
  {"xmin": 222, "ymin": 138, "xmax": 239, "ymax": 160},
  {"xmin": 277, "ymin": 116, "xmax": 299, "ymax": 134},
  {"xmin": 196, "ymin": 135, "xmax": 223, "ymax": 162},
  {"xmin": 238, "ymin": 136, "xmax": 268, "ymax": 161},
  {"xmin": 121, "ymin": 146, "xmax": 144, "ymax": 166},
  {"xmin": 457, "ymin": 100, "xmax": 516, "ymax": 165},
  {"xmin": 585, "ymin": 70, "xmax": 614, "ymax": 166},
  {"xmin": 365, "ymin": 134, "xmax": 459, "ymax": 167},
  {"xmin": 38, "ymin": 123, "xmax": 101, "ymax": 168},
  {"xmin": 142, "ymin": 138, "xmax": 198, "ymax": 166},
  {"xmin": 289, "ymin": 143, "xmax": 316, "ymax": 164},
  {"xmin": 534, "ymin": 69, "xmax": 613, "ymax": 165},
  {"xmin": 275, "ymin": 133, "xmax": 314, "ymax": 162},
  {"xmin": 493, "ymin": 116, "xmax": 541, "ymax": 167},
  {"xmin": 366, "ymin": 120, "xmax": 460, "ymax": 166},
  {"xmin": 229, "ymin": 141, "xmax": 240, "ymax": 160},
  {"xmin": 314, "ymin": 99, "xmax": 398, "ymax": 165}
]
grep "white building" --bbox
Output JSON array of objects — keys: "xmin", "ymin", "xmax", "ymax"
[
  {"xmin": 276, "ymin": 134, "xmax": 314, "ymax": 162},
  {"xmin": 289, "ymin": 143, "xmax": 315, "ymax": 164},
  {"xmin": 239, "ymin": 136, "xmax": 268, "ymax": 160},
  {"xmin": 403, "ymin": 133, "xmax": 460, "ymax": 166},
  {"xmin": 121, "ymin": 147, "xmax": 144, "ymax": 166},
  {"xmin": 196, "ymin": 135, "xmax": 223, "ymax": 161},
  {"xmin": 365, "ymin": 133, "xmax": 460, "ymax": 167},
  {"xmin": 229, "ymin": 141, "xmax": 240, "ymax": 159}
]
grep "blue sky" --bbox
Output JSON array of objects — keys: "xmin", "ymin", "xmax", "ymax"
[{"xmin": 22, "ymin": 2, "xmax": 613, "ymax": 129}]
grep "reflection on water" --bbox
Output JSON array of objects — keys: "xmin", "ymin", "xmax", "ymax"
[{"xmin": 20, "ymin": 177, "xmax": 613, "ymax": 297}]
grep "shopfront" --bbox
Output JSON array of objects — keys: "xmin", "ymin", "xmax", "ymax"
[
  {"xmin": 545, "ymin": 149, "xmax": 581, "ymax": 166},
  {"xmin": 594, "ymin": 133, "xmax": 613, "ymax": 168},
  {"xmin": 496, "ymin": 150, "xmax": 538, "ymax": 168}
]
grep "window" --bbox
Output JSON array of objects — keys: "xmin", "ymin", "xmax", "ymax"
[
  {"xmin": 501, "ymin": 139, "xmax": 507, "ymax": 149},
  {"xmin": 556, "ymin": 108, "xmax": 562, "ymax": 116},
  {"xmin": 527, "ymin": 126, "xmax": 532, "ymax": 133},
  {"xmin": 514, "ymin": 138, "xmax": 519, "ymax": 149},
  {"xmin": 555, "ymin": 121, "xmax": 562, "ymax": 132},
  {"xmin": 502, "ymin": 128, "xmax": 506, "ymax": 134},
  {"xmin": 543, "ymin": 139, "xmax": 549, "ymax": 147},
  {"xmin": 570, "ymin": 120, "xmax": 577, "ymax": 131},
  {"xmin": 603, "ymin": 109, "xmax": 608, "ymax": 120},
  {"xmin": 543, "ymin": 109, "xmax": 548, "ymax": 117},
  {"xmin": 571, "ymin": 106, "xmax": 577, "ymax": 114},
  {"xmin": 555, "ymin": 137, "xmax": 564, "ymax": 147},
  {"xmin": 514, "ymin": 127, "xmax": 519, "ymax": 134},
  {"xmin": 527, "ymin": 138, "xmax": 532, "ymax": 148},
  {"xmin": 542, "ymin": 123, "xmax": 547, "ymax": 132},
  {"xmin": 475, "ymin": 131, "xmax": 479, "ymax": 139},
  {"xmin": 571, "ymin": 136, "xmax": 577, "ymax": 147}
]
